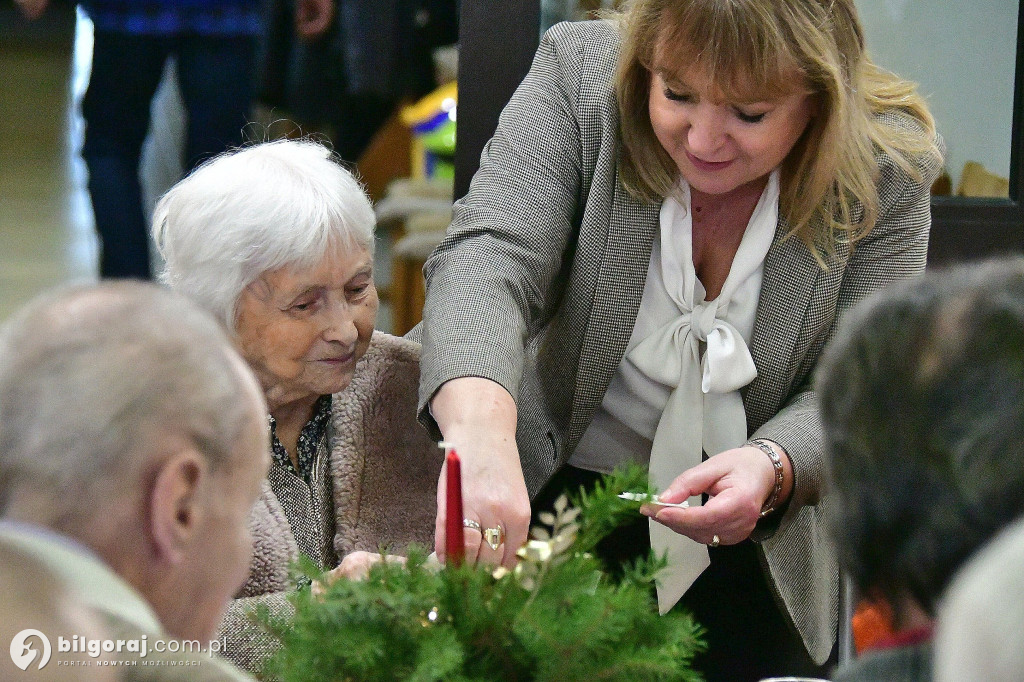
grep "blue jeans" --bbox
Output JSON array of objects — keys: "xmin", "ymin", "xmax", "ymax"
[{"xmin": 82, "ymin": 30, "xmax": 256, "ymax": 278}]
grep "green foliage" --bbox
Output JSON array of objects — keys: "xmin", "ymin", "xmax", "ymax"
[
  {"xmin": 568, "ymin": 463, "xmax": 654, "ymax": 556},
  {"xmin": 261, "ymin": 465, "xmax": 705, "ymax": 682}
]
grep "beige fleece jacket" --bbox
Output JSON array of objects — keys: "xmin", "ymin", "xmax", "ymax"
[{"xmin": 218, "ymin": 332, "xmax": 443, "ymax": 676}]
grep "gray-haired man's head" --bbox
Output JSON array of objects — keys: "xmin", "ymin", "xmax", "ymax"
[{"xmin": 0, "ymin": 281, "xmax": 270, "ymax": 641}]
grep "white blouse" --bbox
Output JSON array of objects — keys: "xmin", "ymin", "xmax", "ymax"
[{"xmin": 570, "ymin": 169, "xmax": 779, "ymax": 612}]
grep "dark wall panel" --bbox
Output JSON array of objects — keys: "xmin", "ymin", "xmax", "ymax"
[{"xmin": 454, "ymin": 0, "xmax": 540, "ymax": 200}]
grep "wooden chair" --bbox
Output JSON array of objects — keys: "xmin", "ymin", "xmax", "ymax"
[{"xmin": 389, "ymin": 213, "xmax": 449, "ymax": 335}]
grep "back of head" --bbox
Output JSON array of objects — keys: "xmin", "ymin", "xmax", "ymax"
[
  {"xmin": 0, "ymin": 281, "xmax": 264, "ymax": 536},
  {"xmin": 817, "ymin": 257, "xmax": 1024, "ymax": 616},
  {"xmin": 933, "ymin": 515, "xmax": 1024, "ymax": 682},
  {"xmin": 152, "ymin": 138, "xmax": 376, "ymax": 328}
]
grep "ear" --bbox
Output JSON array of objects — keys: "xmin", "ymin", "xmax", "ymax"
[{"xmin": 148, "ymin": 449, "xmax": 209, "ymax": 565}]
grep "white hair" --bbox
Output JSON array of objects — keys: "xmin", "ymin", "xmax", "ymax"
[
  {"xmin": 152, "ymin": 138, "xmax": 376, "ymax": 327},
  {"xmin": 0, "ymin": 282, "xmax": 264, "ymax": 527},
  {"xmin": 933, "ymin": 515, "xmax": 1024, "ymax": 682}
]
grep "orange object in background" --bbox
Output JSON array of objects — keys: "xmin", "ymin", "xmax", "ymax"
[
  {"xmin": 852, "ymin": 599, "xmax": 896, "ymax": 654},
  {"xmin": 356, "ymin": 112, "xmax": 412, "ymax": 203}
]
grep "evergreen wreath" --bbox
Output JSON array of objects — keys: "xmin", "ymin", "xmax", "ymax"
[{"xmin": 259, "ymin": 464, "xmax": 706, "ymax": 681}]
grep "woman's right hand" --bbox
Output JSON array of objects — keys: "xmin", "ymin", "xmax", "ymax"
[
  {"xmin": 311, "ymin": 552, "xmax": 407, "ymax": 597},
  {"xmin": 14, "ymin": 0, "xmax": 49, "ymax": 20},
  {"xmin": 431, "ymin": 377, "xmax": 531, "ymax": 569}
]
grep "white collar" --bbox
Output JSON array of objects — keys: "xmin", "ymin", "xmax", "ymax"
[{"xmin": 0, "ymin": 520, "xmax": 164, "ymax": 634}]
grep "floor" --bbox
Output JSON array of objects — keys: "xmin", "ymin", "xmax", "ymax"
[{"xmin": 0, "ymin": 12, "xmax": 96, "ymax": 323}]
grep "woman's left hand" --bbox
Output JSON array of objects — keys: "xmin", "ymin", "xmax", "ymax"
[
  {"xmin": 311, "ymin": 551, "xmax": 406, "ymax": 597},
  {"xmin": 640, "ymin": 445, "xmax": 789, "ymax": 545}
]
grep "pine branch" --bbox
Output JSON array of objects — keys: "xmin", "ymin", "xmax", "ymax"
[
  {"xmin": 570, "ymin": 464, "xmax": 655, "ymax": 555},
  {"xmin": 261, "ymin": 464, "xmax": 705, "ymax": 681}
]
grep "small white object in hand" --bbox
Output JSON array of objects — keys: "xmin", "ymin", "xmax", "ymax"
[{"xmin": 618, "ymin": 492, "xmax": 690, "ymax": 508}]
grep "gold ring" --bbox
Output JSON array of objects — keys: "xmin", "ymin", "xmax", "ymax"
[
  {"xmin": 463, "ymin": 519, "xmax": 482, "ymax": 532},
  {"xmin": 483, "ymin": 526, "xmax": 504, "ymax": 551},
  {"xmin": 709, "ymin": 535, "xmax": 720, "ymax": 548}
]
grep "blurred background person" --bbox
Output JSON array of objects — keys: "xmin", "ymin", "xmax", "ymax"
[
  {"xmin": 933, "ymin": 515, "xmax": 1024, "ymax": 682},
  {"xmin": 14, "ymin": 0, "xmax": 333, "ymax": 279},
  {"xmin": 817, "ymin": 258, "xmax": 1024, "ymax": 682},
  {"xmin": 0, "ymin": 281, "xmax": 268, "ymax": 679},
  {"xmin": 153, "ymin": 138, "xmax": 441, "ymax": 673},
  {"xmin": 257, "ymin": 0, "xmax": 458, "ymax": 163}
]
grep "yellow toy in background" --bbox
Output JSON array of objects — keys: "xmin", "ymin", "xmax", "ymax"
[{"xmin": 400, "ymin": 82, "xmax": 457, "ymax": 180}]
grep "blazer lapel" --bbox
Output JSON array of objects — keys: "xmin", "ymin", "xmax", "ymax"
[
  {"xmin": 568, "ymin": 181, "xmax": 659, "ymax": 444},
  {"xmin": 743, "ymin": 218, "xmax": 822, "ymax": 431},
  {"xmin": 567, "ymin": 200, "xmax": 822, "ymax": 442}
]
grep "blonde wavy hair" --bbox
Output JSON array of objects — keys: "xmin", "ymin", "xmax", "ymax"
[{"xmin": 615, "ymin": 0, "xmax": 943, "ymax": 257}]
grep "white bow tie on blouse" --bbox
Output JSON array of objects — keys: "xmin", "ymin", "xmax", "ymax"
[{"xmin": 628, "ymin": 172, "xmax": 778, "ymax": 614}]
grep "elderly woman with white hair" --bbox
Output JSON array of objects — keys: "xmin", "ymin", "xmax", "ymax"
[{"xmin": 152, "ymin": 138, "xmax": 442, "ymax": 672}]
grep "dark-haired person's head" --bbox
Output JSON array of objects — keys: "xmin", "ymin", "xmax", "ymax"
[{"xmin": 817, "ymin": 257, "xmax": 1024, "ymax": 626}]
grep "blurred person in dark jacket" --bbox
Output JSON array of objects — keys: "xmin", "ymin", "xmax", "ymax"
[
  {"xmin": 258, "ymin": 0, "xmax": 458, "ymax": 162},
  {"xmin": 16, "ymin": 0, "xmax": 332, "ymax": 279}
]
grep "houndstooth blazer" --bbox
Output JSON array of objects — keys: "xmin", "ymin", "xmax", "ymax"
[{"xmin": 419, "ymin": 20, "xmax": 939, "ymax": 664}]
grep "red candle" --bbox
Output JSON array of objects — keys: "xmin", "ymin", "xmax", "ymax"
[{"xmin": 445, "ymin": 448, "xmax": 465, "ymax": 566}]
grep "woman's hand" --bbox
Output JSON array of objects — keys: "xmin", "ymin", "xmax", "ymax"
[
  {"xmin": 431, "ymin": 377, "xmax": 531, "ymax": 569},
  {"xmin": 311, "ymin": 551, "xmax": 406, "ymax": 597},
  {"xmin": 641, "ymin": 443, "xmax": 792, "ymax": 545},
  {"xmin": 294, "ymin": 0, "xmax": 333, "ymax": 40},
  {"xmin": 14, "ymin": 0, "xmax": 49, "ymax": 20}
]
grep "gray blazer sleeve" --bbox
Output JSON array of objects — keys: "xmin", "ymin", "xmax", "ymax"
[{"xmin": 418, "ymin": 23, "xmax": 589, "ymax": 432}]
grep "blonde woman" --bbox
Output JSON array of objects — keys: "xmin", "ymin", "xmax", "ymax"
[{"xmin": 419, "ymin": 1, "xmax": 942, "ymax": 679}]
